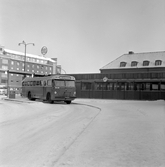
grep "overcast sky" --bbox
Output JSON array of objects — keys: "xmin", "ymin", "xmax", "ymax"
[{"xmin": 0, "ymin": 0, "xmax": 165, "ymax": 73}]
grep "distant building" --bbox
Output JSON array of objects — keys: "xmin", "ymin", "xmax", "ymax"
[
  {"xmin": 0, "ymin": 45, "xmax": 58, "ymax": 92},
  {"xmin": 100, "ymin": 51, "xmax": 165, "ymax": 73},
  {"xmin": 70, "ymin": 51, "xmax": 165, "ymax": 100}
]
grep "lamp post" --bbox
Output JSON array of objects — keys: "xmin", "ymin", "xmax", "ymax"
[{"xmin": 18, "ymin": 41, "xmax": 35, "ymax": 73}]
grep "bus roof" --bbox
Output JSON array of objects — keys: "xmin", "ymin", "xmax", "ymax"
[{"xmin": 23, "ymin": 74, "xmax": 75, "ymax": 82}]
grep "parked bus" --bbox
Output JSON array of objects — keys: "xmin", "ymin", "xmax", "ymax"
[{"xmin": 22, "ymin": 75, "xmax": 76, "ymax": 104}]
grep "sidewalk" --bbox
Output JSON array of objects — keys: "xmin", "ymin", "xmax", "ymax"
[{"xmin": 0, "ymin": 94, "xmax": 33, "ymax": 103}]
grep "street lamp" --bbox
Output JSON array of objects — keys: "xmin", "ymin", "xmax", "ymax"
[{"xmin": 18, "ymin": 41, "xmax": 35, "ymax": 72}]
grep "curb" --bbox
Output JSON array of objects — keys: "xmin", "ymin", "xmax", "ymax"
[{"xmin": 2, "ymin": 97, "xmax": 34, "ymax": 103}]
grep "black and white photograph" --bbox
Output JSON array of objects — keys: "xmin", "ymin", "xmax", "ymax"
[{"xmin": 0, "ymin": 0, "xmax": 165, "ymax": 166}]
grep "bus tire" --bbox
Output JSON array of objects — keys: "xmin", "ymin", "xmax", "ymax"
[
  {"xmin": 46, "ymin": 93, "xmax": 53, "ymax": 104},
  {"xmin": 65, "ymin": 100, "xmax": 71, "ymax": 104},
  {"xmin": 28, "ymin": 92, "xmax": 35, "ymax": 101}
]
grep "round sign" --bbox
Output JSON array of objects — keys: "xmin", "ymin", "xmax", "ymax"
[
  {"xmin": 41, "ymin": 46, "xmax": 48, "ymax": 55},
  {"xmin": 103, "ymin": 77, "xmax": 108, "ymax": 82}
]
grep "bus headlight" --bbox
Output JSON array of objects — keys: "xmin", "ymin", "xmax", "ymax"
[{"xmin": 73, "ymin": 91, "xmax": 76, "ymax": 96}]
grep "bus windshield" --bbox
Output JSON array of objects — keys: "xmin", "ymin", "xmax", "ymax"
[
  {"xmin": 53, "ymin": 80, "xmax": 65, "ymax": 87},
  {"xmin": 65, "ymin": 80, "xmax": 75, "ymax": 87},
  {"xmin": 53, "ymin": 80, "xmax": 75, "ymax": 87}
]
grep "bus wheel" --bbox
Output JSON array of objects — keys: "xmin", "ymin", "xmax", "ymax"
[
  {"xmin": 28, "ymin": 92, "xmax": 32, "ymax": 100},
  {"xmin": 28, "ymin": 92, "xmax": 35, "ymax": 101},
  {"xmin": 65, "ymin": 101, "xmax": 71, "ymax": 104},
  {"xmin": 46, "ymin": 93, "xmax": 53, "ymax": 104}
]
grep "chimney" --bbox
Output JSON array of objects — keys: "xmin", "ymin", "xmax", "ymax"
[{"xmin": 128, "ymin": 51, "xmax": 134, "ymax": 54}]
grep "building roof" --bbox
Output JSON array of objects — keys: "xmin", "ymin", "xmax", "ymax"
[
  {"xmin": 3, "ymin": 48, "xmax": 56, "ymax": 63},
  {"xmin": 100, "ymin": 51, "xmax": 165, "ymax": 70}
]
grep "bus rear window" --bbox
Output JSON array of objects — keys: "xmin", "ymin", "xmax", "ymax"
[{"xmin": 65, "ymin": 81, "xmax": 75, "ymax": 87}]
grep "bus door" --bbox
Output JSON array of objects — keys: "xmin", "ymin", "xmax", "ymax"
[{"xmin": 42, "ymin": 80, "xmax": 47, "ymax": 100}]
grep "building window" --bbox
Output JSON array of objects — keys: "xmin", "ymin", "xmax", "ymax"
[
  {"xmin": 131, "ymin": 61, "xmax": 138, "ymax": 67},
  {"xmin": 17, "ymin": 62, "xmax": 20, "ymax": 66},
  {"xmin": 82, "ymin": 82, "xmax": 92, "ymax": 90},
  {"xmin": 155, "ymin": 60, "xmax": 162, "ymax": 66},
  {"xmin": 2, "ymin": 65, "xmax": 8, "ymax": 70},
  {"xmin": 11, "ymin": 61, "xmax": 14, "ymax": 65},
  {"xmin": 120, "ymin": 62, "xmax": 127, "ymax": 67},
  {"xmin": 107, "ymin": 83, "xmax": 114, "ymax": 90},
  {"xmin": 152, "ymin": 83, "xmax": 159, "ymax": 90},
  {"xmin": 11, "ymin": 54, "xmax": 15, "ymax": 59},
  {"xmin": 1, "ymin": 73, "xmax": 7, "ymax": 78},
  {"xmin": 2, "ymin": 59, "xmax": 8, "ymax": 64},
  {"xmin": 160, "ymin": 83, "xmax": 165, "ymax": 90},
  {"xmin": 143, "ymin": 60, "xmax": 150, "ymax": 66},
  {"xmin": 1, "ymin": 79, "xmax": 7, "ymax": 83}
]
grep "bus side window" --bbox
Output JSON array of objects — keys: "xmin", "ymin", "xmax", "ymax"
[
  {"xmin": 43, "ymin": 81, "xmax": 46, "ymax": 86},
  {"xmin": 47, "ymin": 80, "xmax": 52, "ymax": 86},
  {"xmin": 33, "ymin": 81, "xmax": 36, "ymax": 86},
  {"xmin": 36, "ymin": 81, "xmax": 40, "ymax": 86}
]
